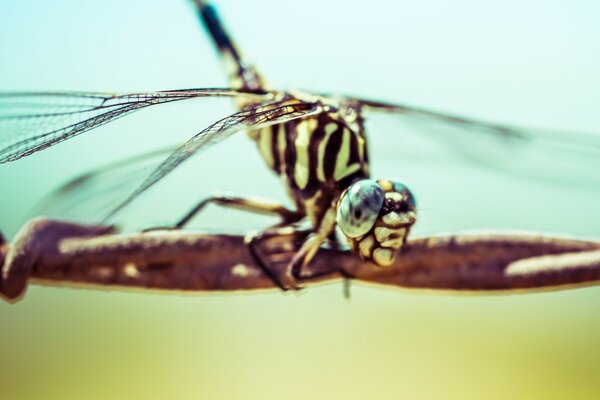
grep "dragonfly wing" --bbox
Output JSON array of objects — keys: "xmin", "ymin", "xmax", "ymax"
[
  {"xmin": 0, "ymin": 88, "xmax": 275, "ymax": 163},
  {"xmin": 34, "ymin": 145, "xmax": 178, "ymax": 223},
  {"xmin": 103, "ymin": 99, "xmax": 323, "ymax": 221},
  {"xmin": 347, "ymin": 97, "xmax": 600, "ymax": 186}
]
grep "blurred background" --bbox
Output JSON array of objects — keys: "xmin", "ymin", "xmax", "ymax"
[{"xmin": 1, "ymin": 0, "xmax": 599, "ymax": 398}]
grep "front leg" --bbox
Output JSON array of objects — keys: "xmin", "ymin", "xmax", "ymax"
[
  {"xmin": 245, "ymin": 224, "xmax": 312, "ymax": 290},
  {"xmin": 248, "ymin": 205, "xmax": 341, "ymax": 290},
  {"xmin": 288, "ymin": 206, "xmax": 339, "ymax": 282},
  {"xmin": 248, "ymin": 205, "xmax": 352, "ymax": 290}
]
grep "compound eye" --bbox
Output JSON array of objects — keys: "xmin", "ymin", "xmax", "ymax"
[
  {"xmin": 337, "ymin": 179, "xmax": 385, "ymax": 238},
  {"xmin": 392, "ymin": 181, "xmax": 416, "ymax": 211}
]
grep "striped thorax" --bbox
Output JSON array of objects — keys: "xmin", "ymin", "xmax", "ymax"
[{"xmin": 249, "ymin": 93, "xmax": 371, "ymax": 227}]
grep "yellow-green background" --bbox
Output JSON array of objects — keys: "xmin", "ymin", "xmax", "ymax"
[{"xmin": 1, "ymin": 0, "xmax": 599, "ymax": 399}]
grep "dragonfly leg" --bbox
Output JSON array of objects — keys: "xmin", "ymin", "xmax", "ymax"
[
  {"xmin": 288, "ymin": 207, "xmax": 357, "ymax": 293},
  {"xmin": 174, "ymin": 194, "xmax": 303, "ymax": 229},
  {"xmin": 247, "ymin": 206, "xmax": 350, "ymax": 290},
  {"xmin": 245, "ymin": 224, "xmax": 311, "ymax": 290},
  {"xmin": 288, "ymin": 206, "xmax": 342, "ymax": 281}
]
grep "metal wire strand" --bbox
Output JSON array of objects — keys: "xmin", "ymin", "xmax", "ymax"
[{"xmin": 2, "ymin": 218, "xmax": 600, "ymax": 302}]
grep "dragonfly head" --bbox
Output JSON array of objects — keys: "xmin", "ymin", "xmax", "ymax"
[{"xmin": 336, "ymin": 179, "xmax": 416, "ymax": 267}]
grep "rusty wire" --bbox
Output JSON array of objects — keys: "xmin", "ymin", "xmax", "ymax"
[{"xmin": 1, "ymin": 218, "xmax": 600, "ymax": 303}]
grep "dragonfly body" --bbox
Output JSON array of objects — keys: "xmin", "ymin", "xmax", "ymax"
[{"xmin": 196, "ymin": 1, "xmax": 416, "ymax": 279}]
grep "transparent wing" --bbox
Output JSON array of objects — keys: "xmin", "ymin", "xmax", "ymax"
[
  {"xmin": 102, "ymin": 99, "xmax": 322, "ymax": 221},
  {"xmin": 36, "ymin": 99, "xmax": 322, "ymax": 224},
  {"xmin": 0, "ymin": 88, "xmax": 275, "ymax": 163},
  {"xmin": 347, "ymin": 97, "xmax": 600, "ymax": 186},
  {"xmin": 34, "ymin": 145, "xmax": 178, "ymax": 223}
]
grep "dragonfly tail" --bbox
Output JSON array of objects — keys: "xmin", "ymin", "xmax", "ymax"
[{"xmin": 192, "ymin": 0, "xmax": 268, "ymax": 91}]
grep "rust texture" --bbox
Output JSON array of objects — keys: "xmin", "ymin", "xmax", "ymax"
[{"xmin": 1, "ymin": 218, "xmax": 600, "ymax": 302}]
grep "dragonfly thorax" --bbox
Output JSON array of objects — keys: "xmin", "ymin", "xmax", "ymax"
[{"xmin": 248, "ymin": 98, "xmax": 370, "ymax": 227}]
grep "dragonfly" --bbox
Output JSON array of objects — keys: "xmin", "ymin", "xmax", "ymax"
[{"xmin": 1, "ymin": 0, "xmax": 599, "ymax": 290}]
